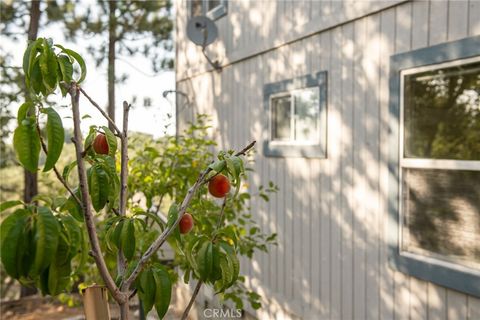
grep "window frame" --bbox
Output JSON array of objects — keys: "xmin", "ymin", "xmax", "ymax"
[
  {"xmin": 388, "ymin": 35, "xmax": 480, "ymax": 297},
  {"xmin": 263, "ymin": 71, "xmax": 327, "ymax": 158},
  {"xmin": 268, "ymin": 88, "xmax": 322, "ymax": 146},
  {"xmin": 188, "ymin": 0, "xmax": 228, "ymax": 21}
]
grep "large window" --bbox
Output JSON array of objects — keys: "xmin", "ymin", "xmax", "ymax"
[
  {"xmin": 388, "ymin": 35, "xmax": 480, "ymax": 297},
  {"xmin": 400, "ymin": 58, "xmax": 480, "ymax": 270},
  {"xmin": 263, "ymin": 72, "xmax": 327, "ymax": 158},
  {"xmin": 189, "ymin": 0, "xmax": 227, "ymax": 20}
]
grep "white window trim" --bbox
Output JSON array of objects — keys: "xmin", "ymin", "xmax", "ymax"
[
  {"xmin": 398, "ymin": 55, "xmax": 480, "ymax": 272},
  {"xmin": 188, "ymin": 0, "xmax": 228, "ymax": 20},
  {"xmin": 268, "ymin": 87, "xmax": 321, "ymax": 146}
]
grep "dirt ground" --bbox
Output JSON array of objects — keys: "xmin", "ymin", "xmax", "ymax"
[
  {"xmin": 0, "ymin": 294, "xmax": 190, "ymax": 320},
  {"xmin": 0, "ymin": 296, "xmax": 85, "ymax": 320}
]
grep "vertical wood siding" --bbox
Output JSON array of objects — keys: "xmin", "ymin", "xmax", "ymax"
[{"xmin": 176, "ymin": 0, "xmax": 480, "ymax": 319}]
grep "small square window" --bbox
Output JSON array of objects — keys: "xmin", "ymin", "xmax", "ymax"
[
  {"xmin": 263, "ymin": 72, "xmax": 327, "ymax": 158},
  {"xmin": 189, "ymin": 0, "xmax": 228, "ymax": 20},
  {"xmin": 270, "ymin": 88, "xmax": 320, "ymax": 144}
]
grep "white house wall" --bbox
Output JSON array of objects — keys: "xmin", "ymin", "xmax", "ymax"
[{"xmin": 175, "ymin": 0, "xmax": 480, "ymax": 319}]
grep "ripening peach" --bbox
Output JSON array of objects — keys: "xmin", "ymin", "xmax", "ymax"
[
  {"xmin": 179, "ymin": 213, "xmax": 194, "ymax": 234},
  {"xmin": 208, "ymin": 174, "xmax": 231, "ymax": 198},
  {"xmin": 93, "ymin": 133, "xmax": 109, "ymax": 155}
]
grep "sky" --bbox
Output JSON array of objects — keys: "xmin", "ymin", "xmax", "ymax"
[{"xmin": 2, "ymin": 1, "xmax": 176, "ymax": 138}]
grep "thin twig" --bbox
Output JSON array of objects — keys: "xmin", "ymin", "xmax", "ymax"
[
  {"xmin": 181, "ymin": 280, "xmax": 203, "ymax": 320},
  {"xmin": 234, "ymin": 140, "xmax": 256, "ymax": 157},
  {"xmin": 69, "ymin": 84, "xmax": 126, "ymax": 304},
  {"xmin": 35, "ymin": 122, "xmax": 81, "ymax": 206},
  {"xmin": 201, "ymin": 140, "xmax": 257, "ymax": 186},
  {"xmin": 78, "ymin": 87, "xmax": 122, "ymax": 136},
  {"xmin": 123, "ymin": 141, "xmax": 256, "ymax": 290},
  {"xmin": 118, "ymin": 101, "xmax": 130, "ymax": 280},
  {"xmin": 215, "ymin": 197, "xmax": 228, "ymax": 230},
  {"xmin": 181, "ymin": 197, "xmax": 227, "ymax": 320}
]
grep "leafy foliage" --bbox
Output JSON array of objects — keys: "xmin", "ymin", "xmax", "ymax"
[
  {"xmin": 0, "ymin": 205, "xmax": 87, "ymax": 296},
  {"xmin": 127, "ymin": 116, "xmax": 278, "ymax": 310},
  {"xmin": 1, "ymin": 40, "xmax": 278, "ymax": 317}
]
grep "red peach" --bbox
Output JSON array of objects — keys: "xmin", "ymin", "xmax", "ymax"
[
  {"xmin": 208, "ymin": 174, "xmax": 231, "ymax": 198},
  {"xmin": 93, "ymin": 133, "xmax": 109, "ymax": 155},
  {"xmin": 179, "ymin": 213, "xmax": 194, "ymax": 234}
]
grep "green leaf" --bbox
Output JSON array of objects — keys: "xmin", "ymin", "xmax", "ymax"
[
  {"xmin": 87, "ymin": 164, "xmax": 110, "ymax": 212},
  {"xmin": 152, "ymin": 266, "xmax": 172, "ymax": 319},
  {"xmin": 208, "ymin": 160, "xmax": 225, "ymax": 173},
  {"xmin": 59, "ymin": 214, "xmax": 82, "ymax": 260},
  {"xmin": 48, "ymin": 229, "xmax": 73, "ymax": 296},
  {"xmin": 210, "ymin": 243, "xmax": 223, "ymax": 283},
  {"xmin": 121, "ymin": 219, "xmax": 135, "ymax": 260},
  {"xmin": 13, "ymin": 117, "xmax": 41, "ymax": 172},
  {"xmin": 17, "ymin": 102, "xmax": 34, "ymax": 125},
  {"xmin": 54, "ymin": 45, "xmax": 87, "ymax": 84},
  {"xmin": 27, "ymin": 39, "xmax": 42, "ymax": 77},
  {"xmin": 196, "ymin": 241, "xmax": 213, "ymax": 281},
  {"xmin": 0, "ymin": 209, "xmax": 29, "ymax": 278},
  {"xmin": 231, "ymin": 156, "xmax": 244, "ymax": 176},
  {"xmin": 18, "ymin": 226, "xmax": 35, "ymax": 278},
  {"xmin": 138, "ymin": 269, "xmax": 156, "ymax": 315},
  {"xmin": 24, "ymin": 38, "xmax": 42, "ymax": 88},
  {"xmin": 218, "ymin": 255, "xmax": 233, "ymax": 292},
  {"xmin": 62, "ymin": 161, "xmax": 77, "ymax": 183},
  {"xmin": 42, "ymin": 108, "xmax": 64, "ymax": 172},
  {"xmin": 101, "ymin": 126, "xmax": 117, "ymax": 157},
  {"xmin": 185, "ymin": 236, "xmax": 204, "ymax": 271},
  {"xmin": 133, "ymin": 211, "xmax": 165, "ymax": 230},
  {"xmin": 30, "ymin": 58, "xmax": 47, "ymax": 95},
  {"xmin": 183, "ymin": 268, "xmax": 191, "ymax": 284},
  {"xmin": 166, "ymin": 204, "xmax": 178, "ymax": 229},
  {"xmin": 61, "ymin": 188, "xmax": 83, "ymax": 222},
  {"xmin": 39, "ymin": 39, "xmax": 58, "ymax": 92},
  {"xmin": 38, "ymin": 267, "xmax": 51, "ymax": 295},
  {"xmin": 23, "ymin": 40, "xmax": 35, "ymax": 78},
  {"xmin": 31, "ymin": 194, "xmax": 53, "ymax": 206},
  {"xmin": 83, "ymin": 126, "xmax": 97, "ymax": 157},
  {"xmin": 57, "ymin": 54, "xmax": 73, "ymax": 83},
  {"xmin": 0, "ymin": 200, "xmax": 23, "ymax": 213},
  {"xmin": 104, "ymin": 222, "xmax": 117, "ymax": 253},
  {"xmin": 112, "ymin": 219, "xmax": 125, "ymax": 250},
  {"xmin": 30, "ymin": 207, "xmax": 60, "ymax": 276},
  {"xmin": 225, "ymin": 157, "xmax": 237, "ymax": 178},
  {"xmin": 219, "ymin": 242, "xmax": 239, "ymax": 287}
]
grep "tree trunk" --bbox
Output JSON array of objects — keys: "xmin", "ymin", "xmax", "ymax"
[
  {"xmin": 107, "ymin": 0, "xmax": 116, "ymax": 131},
  {"xmin": 21, "ymin": 0, "xmax": 41, "ymax": 298},
  {"xmin": 119, "ymin": 298, "xmax": 129, "ymax": 320}
]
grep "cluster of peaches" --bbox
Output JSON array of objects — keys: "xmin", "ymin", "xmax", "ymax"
[{"xmin": 93, "ymin": 133, "xmax": 231, "ymax": 236}]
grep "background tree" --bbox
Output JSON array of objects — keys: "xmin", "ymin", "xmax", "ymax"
[{"xmin": 60, "ymin": 0, "xmax": 174, "ymax": 130}]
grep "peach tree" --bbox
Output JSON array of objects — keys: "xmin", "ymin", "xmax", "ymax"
[{"xmin": 0, "ymin": 38, "xmax": 276, "ymax": 319}]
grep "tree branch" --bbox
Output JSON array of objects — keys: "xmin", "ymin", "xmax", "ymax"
[
  {"xmin": 123, "ymin": 141, "xmax": 256, "ymax": 291},
  {"xmin": 118, "ymin": 101, "xmax": 130, "ymax": 279},
  {"xmin": 78, "ymin": 87, "xmax": 122, "ymax": 136},
  {"xmin": 181, "ymin": 280, "xmax": 203, "ymax": 320},
  {"xmin": 181, "ymin": 197, "xmax": 227, "ymax": 320},
  {"xmin": 69, "ymin": 84, "xmax": 126, "ymax": 304},
  {"xmin": 215, "ymin": 197, "xmax": 228, "ymax": 230},
  {"xmin": 201, "ymin": 140, "xmax": 257, "ymax": 186},
  {"xmin": 35, "ymin": 122, "xmax": 81, "ymax": 206},
  {"xmin": 119, "ymin": 101, "xmax": 130, "ymax": 217}
]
